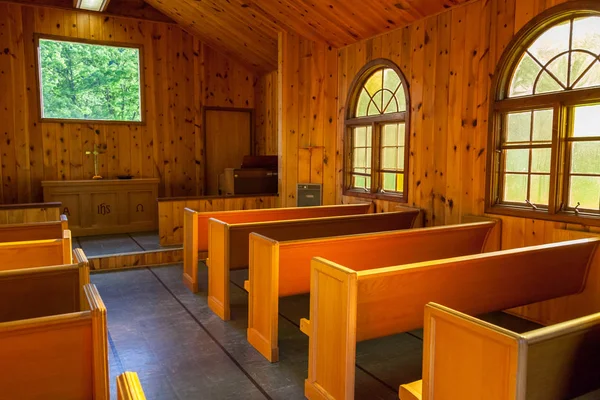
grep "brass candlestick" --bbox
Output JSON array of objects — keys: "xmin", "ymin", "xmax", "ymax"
[{"xmin": 85, "ymin": 144, "xmax": 107, "ymax": 180}]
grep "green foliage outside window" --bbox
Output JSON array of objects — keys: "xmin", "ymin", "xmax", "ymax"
[{"xmin": 39, "ymin": 38, "xmax": 142, "ymax": 122}]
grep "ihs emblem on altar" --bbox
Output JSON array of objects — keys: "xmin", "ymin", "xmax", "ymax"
[{"xmin": 85, "ymin": 144, "xmax": 108, "ymax": 180}]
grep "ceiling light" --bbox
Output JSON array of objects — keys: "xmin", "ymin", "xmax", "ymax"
[{"xmin": 73, "ymin": 0, "xmax": 111, "ymax": 12}]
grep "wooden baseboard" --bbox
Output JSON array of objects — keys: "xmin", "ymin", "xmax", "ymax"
[{"xmin": 89, "ymin": 248, "xmax": 183, "ymax": 271}]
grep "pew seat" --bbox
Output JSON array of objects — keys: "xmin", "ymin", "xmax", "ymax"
[
  {"xmin": 0, "ymin": 229, "xmax": 73, "ymax": 271},
  {"xmin": 208, "ymin": 208, "xmax": 419, "ymax": 321},
  {"xmin": 183, "ymin": 203, "xmax": 373, "ymax": 292},
  {"xmin": 247, "ymin": 220, "xmax": 499, "ymax": 361},
  {"xmin": 302, "ymin": 238, "xmax": 600, "ymax": 400},
  {"xmin": 0, "ymin": 214, "xmax": 68, "ymax": 243},
  {"xmin": 399, "ymin": 303, "xmax": 600, "ymax": 400},
  {"xmin": 0, "ymin": 283, "xmax": 108, "ymax": 399},
  {"xmin": 117, "ymin": 372, "xmax": 147, "ymax": 400}
]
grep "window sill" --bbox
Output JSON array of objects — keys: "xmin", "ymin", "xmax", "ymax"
[
  {"xmin": 485, "ymin": 205, "xmax": 600, "ymax": 228},
  {"xmin": 344, "ymin": 190, "xmax": 408, "ymax": 203}
]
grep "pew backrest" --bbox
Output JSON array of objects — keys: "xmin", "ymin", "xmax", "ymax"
[
  {"xmin": 0, "ymin": 215, "xmax": 68, "ymax": 243},
  {"xmin": 0, "ymin": 283, "xmax": 108, "ymax": 400},
  {"xmin": 0, "ymin": 229, "xmax": 72, "ymax": 271},
  {"xmin": 422, "ymin": 303, "xmax": 600, "ymax": 400},
  {"xmin": 189, "ymin": 203, "xmax": 371, "ymax": 251},
  {"xmin": 259, "ymin": 221, "xmax": 497, "ymax": 297}
]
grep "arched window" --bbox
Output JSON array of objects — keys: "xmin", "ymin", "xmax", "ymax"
[
  {"xmin": 488, "ymin": 2, "xmax": 600, "ymax": 225},
  {"xmin": 345, "ymin": 60, "xmax": 410, "ymax": 200}
]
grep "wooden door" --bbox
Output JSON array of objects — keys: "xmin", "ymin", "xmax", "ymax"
[{"xmin": 205, "ymin": 109, "xmax": 252, "ymax": 195}]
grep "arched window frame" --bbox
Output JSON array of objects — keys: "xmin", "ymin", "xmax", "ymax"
[
  {"xmin": 487, "ymin": 1, "xmax": 600, "ymax": 226},
  {"xmin": 344, "ymin": 59, "xmax": 411, "ymax": 201}
]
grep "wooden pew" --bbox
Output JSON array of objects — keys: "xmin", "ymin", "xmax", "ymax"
[
  {"xmin": 0, "ymin": 214, "xmax": 68, "ymax": 243},
  {"xmin": 0, "ymin": 248, "xmax": 90, "ymax": 320},
  {"xmin": 0, "ymin": 201, "xmax": 62, "ymax": 225},
  {"xmin": 302, "ymin": 239, "xmax": 600, "ymax": 400},
  {"xmin": 0, "ymin": 229, "xmax": 73, "ymax": 271},
  {"xmin": 183, "ymin": 203, "xmax": 372, "ymax": 292},
  {"xmin": 117, "ymin": 372, "xmax": 147, "ymax": 400},
  {"xmin": 399, "ymin": 303, "xmax": 600, "ymax": 400},
  {"xmin": 248, "ymin": 221, "xmax": 499, "ymax": 362},
  {"xmin": 207, "ymin": 208, "xmax": 419, "ymax": 321},
  {"xmin": 0, "ymin": 283, "xmax": 108, "ymax": 399}
]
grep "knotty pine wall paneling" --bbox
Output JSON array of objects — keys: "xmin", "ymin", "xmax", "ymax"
[
  {"xmin": 0, "ymin": 3, "xmax": 256, "ymax": 203},
  {"xmin": 254, "ymin": 70, "xmax": 278, "ymax": 156},
  {"xmin": 279, "ymin": 31, "xmax": 338, "ymax": 207}
]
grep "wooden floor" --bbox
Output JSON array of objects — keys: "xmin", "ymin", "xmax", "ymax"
[{"xmin": 91, "ymin": 263, "xmax": 600, "ymax": 400}]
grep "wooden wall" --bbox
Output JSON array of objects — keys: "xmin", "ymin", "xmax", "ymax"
[
  {"xmin": 254, "ymin": 70, "xmax": 278, "ymax": 156},
  {"xmin": 0, "ymin": 3, "xmax": 256, "ymax": 203},
  {"xmin": 279, "ymin": 31, "xmax": 338, "ymax": 207}
]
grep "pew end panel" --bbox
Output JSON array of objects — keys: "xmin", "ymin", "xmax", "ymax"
[
  {"xmin": 74, "ymin": 247, "xmax": 91, "ymax": 310},
  {"xmin": 0, "ymin": 283, "xmax": 108, "ymax": 400},
  {"xmin": 419, "ymin": 303, "xmax": 600, "ymax": 400},
  {"xmin": 63, "ymin": 229, "xmax": 73, "ymax": 264},
  {"xmin": 207, "ymin": 218, "xmax": 231, "ymax": 320},
  {"xmin": 117, "ymin": 372, "xmax": 147, "ymax": 400},
  {"xmin": 247, "ymin": 233, "xmax": 281, "ymax": 362},
  {"xmin": 419, "ymin": 303, "xmax": 521, "ymax": 400},
  {"xmin": 183, "ymin": 208, "xmax": 199, "ymax": 293},
  {"xmin": 304, "ymin": 257, "xmax": 358, "ymax": 400}
]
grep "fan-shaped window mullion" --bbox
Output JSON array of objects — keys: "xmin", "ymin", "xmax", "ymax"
[
  {"xmin": 571, "ymin": 54, "xmax": 600, "ymax": 88},
  {"xmin": 528, "ymin": 50, "xmax": 568, "ymax": 91}
]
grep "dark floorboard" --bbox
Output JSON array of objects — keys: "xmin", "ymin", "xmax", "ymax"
[{"xmin": 92, "ymin": 263, "xmax": 600, "ymax": 400}]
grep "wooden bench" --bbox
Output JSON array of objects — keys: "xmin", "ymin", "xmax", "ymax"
[
  {"xmin": 248, "ymin": 221, "xmax": 499, "ymax": 362},
  {"xmin": 207, "ymin": 208, "xmax": 419, "ymax": 321},
  {"xmin": 0, "ymin": 283, "xmax": 108, "ymax": 399},
  {"xmin": 158, "ymin": 194, "xmax": 278, "ymax": 246},
  {"xmin": 0, "ymin": 229, "xmax": 73, "ymax": 271},
  {"xmin": 0, "ymin": 202, "xmax": 62, "ymax": 225},
  {"xmin": 399, "ymin": 303, "xmax": 600, "ymax": 400},
  {"xmin": 183, "ymin": 203, "xmax": 372, "ymax": 292},
  {"xmin": 0, "ymin": 248, "xmax": 90, "ymax": 320},
  {"xmin": 117, "ymin": 372, "xmax": 147, "ymax": 400},
  {"xmin": 302, "ymin": 238, "xmax": 600, "ymax": 400},
  {"xmin": 0, "ymin": 214, "xmax": 68, "ymax": 243}
]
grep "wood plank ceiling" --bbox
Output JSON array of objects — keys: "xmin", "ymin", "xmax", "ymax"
[{"xmin": 143, "ymin": 0, "xmax": 474, "ymax": 72}]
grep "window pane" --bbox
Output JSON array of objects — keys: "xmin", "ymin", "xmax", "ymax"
[
  {"xmin": 382, "ymin": 172, "xmax": 396, "ymax": 191},
  {"xmin": 39, "ymin": 39, "xmax": 142, "ymax": 122},
  {"xmin": 353, "ymin": 175, "xmax": 366, "ymax": 189},
  {"xmin": 507, "ymin": 112, "xmax": 531, "ymax": 143},
  {"xmin": 509, "ymin": 54, "xmax": 541, "ymax": 97},
  {"xmin": 574, "ymin": 62, "xmax": 600, "ymax": 89},
  {"xmin": 527, "ymin": 20, "xmax": 571, "ymax": 66},
  {"xmin": 572, "ymin": 17, "xmax": 600, "ymax": 56},
  {"xmin": 532, "ymin": 109, "xmax": 553, "ymax": 142},
  {"xmin": 397, "ymin": 88, "xmax": 407, "ymax": 113},
  {"xmin": 535, "ymin": 71, "xmax": 563, "ymax": 94},
  {"xmin": 569, "ymin": 176, "xmax": 600, "ymax": 210},
  {"xmin": 571, "ymin": 142, "xmax": 600, "ymax": 174},
  {"xmin": 364, "ymin": 69, "xmax": 383, "ymax": 96},
  {"xmin": 504, "ymin": 174, "xmax": 528, "ymax": 203},
  {"xmin": 356, "ymin": 89, "xmax": 370, "ymax": 117},
  {"xmin": 570, "ymin": 51, "xmax": 597, "ymax": 86},
  {"xmin": 547, "ymin": 53, "xmax": 568, "ymax": 87},
  {"xmin": 398, "ymin": 124, "xmax": 406, "ymax": 146},
  {"xmin": 383, "ymin": 69, "xmax": 401, "ymax": 92},
  {"xmin": 397, "ymin": 173, "xmax": 404, "ymax": 192},
  {"xmin": 573, "ymin": 105, "xmax": 600, "ymax": 138},
  {"xmin": 367, "ymin": 100, "xmax": 380, "ymax": 116},
  {"xmin": 366, "ymin": 126, "xmax": 373, "ymax": 146},
  {"xmin": 530, "ymin": 175, "xmax": 550, "ymax": 205},
  {"xmin": 354, "ymin": 127, "xmax": 366, "ymax": 147},
  {"xmin": 353, "ymin": 148, "xmax": 366, "ymax": 168},
  {"xmin": 398, "ymin": 147, "xmax": 405, "ymax": 169},
  {"xmin": 531, "ymin": 148, "xmax": 551, "ymax": 173},
  {"xmin": 382, "ymin": 147, "xmax": 398, "ymax": 169},
  {"xmin": 505, "ymin": 149, "xmax": 529, "ymax": 173},
  {"xmin": 382, "ymin": 124, "xmax": 398, "ymax": 146},
  {"xmin": 383, "ymin": 91, "xmax": 398, "ymax": 113}
]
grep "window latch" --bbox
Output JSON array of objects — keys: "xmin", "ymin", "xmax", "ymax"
[
  {"xmin": 525, "ymin": 199, "xmax": 538, "ymax": 210},
  {"xmin": 574, "ymin": 202, "xmax": 581, "ymax": 215}
]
